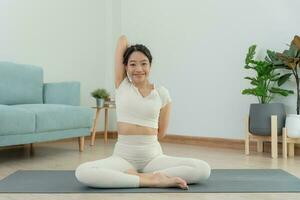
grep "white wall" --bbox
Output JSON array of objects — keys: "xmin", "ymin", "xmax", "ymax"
[
  {"xmin": 1, "ymin": 0, "xmax": 299, "ymax": 139},
  {"xmin": 120, "ymin": 0, "xmax": 300, "ymax": 139}
]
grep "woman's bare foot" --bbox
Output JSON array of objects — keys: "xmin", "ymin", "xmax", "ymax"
[
  {"xmin": 126, "ymin": 169, "xmax": 188, "ymax": 190},
  {"xmin": 151, "ymin": 172, "xmax": 188, "ymax": 190}
]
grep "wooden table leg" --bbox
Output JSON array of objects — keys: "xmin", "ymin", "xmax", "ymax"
[
  {"xmin": 79, "ymin": 136, "xmax": 84, "ymax": 152},
  {"xmin": 257, "ymin": 140, "xmax": 263, "ymax": 152},
  {"xmin": 104, "ymin": 108, "xmax": 109, "ymax": 143},
  {"xmin": 90, "ymin": 108, "xmax": 101, "ymax": 146},
  {"xmin": 30, "ymin": 143, "xmax": 34, "ymax": 156},
  {"xmin": 271, "ymin": 115, "xmax": 278, "ymax": 159},
  {"xmin": 282, "ymin": 128, "xmax": 287, "ymax": 158},
  {"xmin": 245, "ymin": 116, "xmax": 250, "ymax": 155},
  {"xmin": 288, "ymin": 143, "xmax": 295, "ymax": 157}
]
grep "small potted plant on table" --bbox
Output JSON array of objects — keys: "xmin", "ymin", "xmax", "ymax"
[{"xmin": 91, "ymin": 88, "xmax": 110, "ymax": 107}]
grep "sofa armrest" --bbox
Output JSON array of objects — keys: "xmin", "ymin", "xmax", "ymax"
[{"xmin": 43, "ymin": 82, "xmax": 80, "ymax": 106}]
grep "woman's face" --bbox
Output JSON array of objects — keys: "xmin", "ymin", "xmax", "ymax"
[{"xmin": 125, "ymin": 51, "xmax": 151, "ymax": 84}]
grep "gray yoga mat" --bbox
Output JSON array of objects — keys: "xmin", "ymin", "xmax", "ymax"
[{"xmin": 0, "ymin": 169, "xmax": 300, "ymax": 193}]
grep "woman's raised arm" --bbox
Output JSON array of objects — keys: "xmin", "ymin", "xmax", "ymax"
[{"xmin": 115, "ymin": 35, "xmax": 128, "ymax": 88}]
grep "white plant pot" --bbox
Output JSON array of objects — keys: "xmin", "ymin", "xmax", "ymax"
[{"xmin": 285, "ymin": 114, "xmax": 300, "ymax": 138}]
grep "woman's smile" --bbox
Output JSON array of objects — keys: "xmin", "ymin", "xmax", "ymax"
[{"xmin": 133, "ymin": 73, "xmax": 145, "ymax": 76}]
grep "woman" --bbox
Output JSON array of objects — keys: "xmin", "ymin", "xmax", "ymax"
[{"xmin": 75, "ymin": 35, "xmax": 211, "ymax": 189}]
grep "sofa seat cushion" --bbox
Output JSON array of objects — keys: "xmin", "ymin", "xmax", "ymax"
[
  {"xmin": 0, "ymin": 105, "xmax": 35, "ymax": 136},
  {"xmin": 13, "ymin": 104, "xmax": 93, "ymax": 132}
]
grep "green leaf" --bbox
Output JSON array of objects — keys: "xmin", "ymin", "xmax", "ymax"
[
  {"xmin": 283, "ymin": 49, "xmax": 292, "ymax": 57},
  {"xmin": 290, "ymin": 44, "xmax": 299, "ymax": 58},
  {"xmin": 273, "ymin": 64, "xmax": 288, "ymax": 69},
  {"xmin": 244, "ymin": 65, "xmax": 254, "ymax": 69},
  {"xmin": 244, "ymin": 77, "xmax": 255, "ymax": 81},
  {"xmin": 242, "ymin": 88, "xmax": 256, "ymax": 95},
  {"xmin": 270, "ymin": 73, "xmax": 281, "ymax": 80},
  {"xmin": 269, "ymin": 87, "xmax": 294, "ymax": 96},
  {"xmin": 250, "ymin": 80, "xmax": 259, "ymax": 86},
  {"xmin": 278, "ymin": 73, "xmax": 292, "ymax": 86},
  {"xmin": 245, "ymin": 45, "xmax": 256, "ymax": 65}
]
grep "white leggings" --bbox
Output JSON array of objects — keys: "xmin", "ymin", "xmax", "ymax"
[{"xmin": 75, "ymin": 135, "xmax": 211, "ymax": 188}]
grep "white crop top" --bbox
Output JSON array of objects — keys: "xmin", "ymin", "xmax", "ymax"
[{"xmin": 115, "ymin": 77, "xmax": 171, "ymax": 129}]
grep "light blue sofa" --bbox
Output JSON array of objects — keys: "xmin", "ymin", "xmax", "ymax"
[{"xmin": 0, "ymin": 62, "xmax": 93, "ymax": 151}]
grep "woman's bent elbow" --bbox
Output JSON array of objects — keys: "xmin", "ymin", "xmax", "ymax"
[{"xmin": 157, "ymin": 132, "xmax": 166, "ymax": 140}]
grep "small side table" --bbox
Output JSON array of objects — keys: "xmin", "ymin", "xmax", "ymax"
[{"xmin": 90, "ymin": 106, "xmax": 116, "ymax": 145}]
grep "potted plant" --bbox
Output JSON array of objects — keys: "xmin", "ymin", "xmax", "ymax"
[
  {"xmin": 91, "ymin": 88, "xmax": 110, "ymax": 107},
  {"xmin": 242, "ymin": 45, "xmax": 293, "ymax": 136},
  {"xmin": 268, "ymin": 35, "xmax": 300, "ymax": 137}
]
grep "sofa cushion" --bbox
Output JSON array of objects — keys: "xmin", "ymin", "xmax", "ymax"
[
  {"xmin": 0, "ymin": 62, "xmax": 43, "ymax": 105},
  {"xmin": 43, "ymin": 82, "xmax": 80, "ymax": 106},
  {"xmin": 0, "ymin": 105, "xmax": 35, "ymax": 136},
  {"xmin": 13, "ymin": 104, "xmax": 93, "ymax": 132}
]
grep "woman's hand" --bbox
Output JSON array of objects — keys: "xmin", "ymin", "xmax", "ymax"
[{"xmin": 118, "ymin": 35, "xmax": 128, "ymax": 48}]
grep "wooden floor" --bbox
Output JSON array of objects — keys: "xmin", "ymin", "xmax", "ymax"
[{"xmin": 1, "ymin": 138, "xmax": 300, "ymax": 200}]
